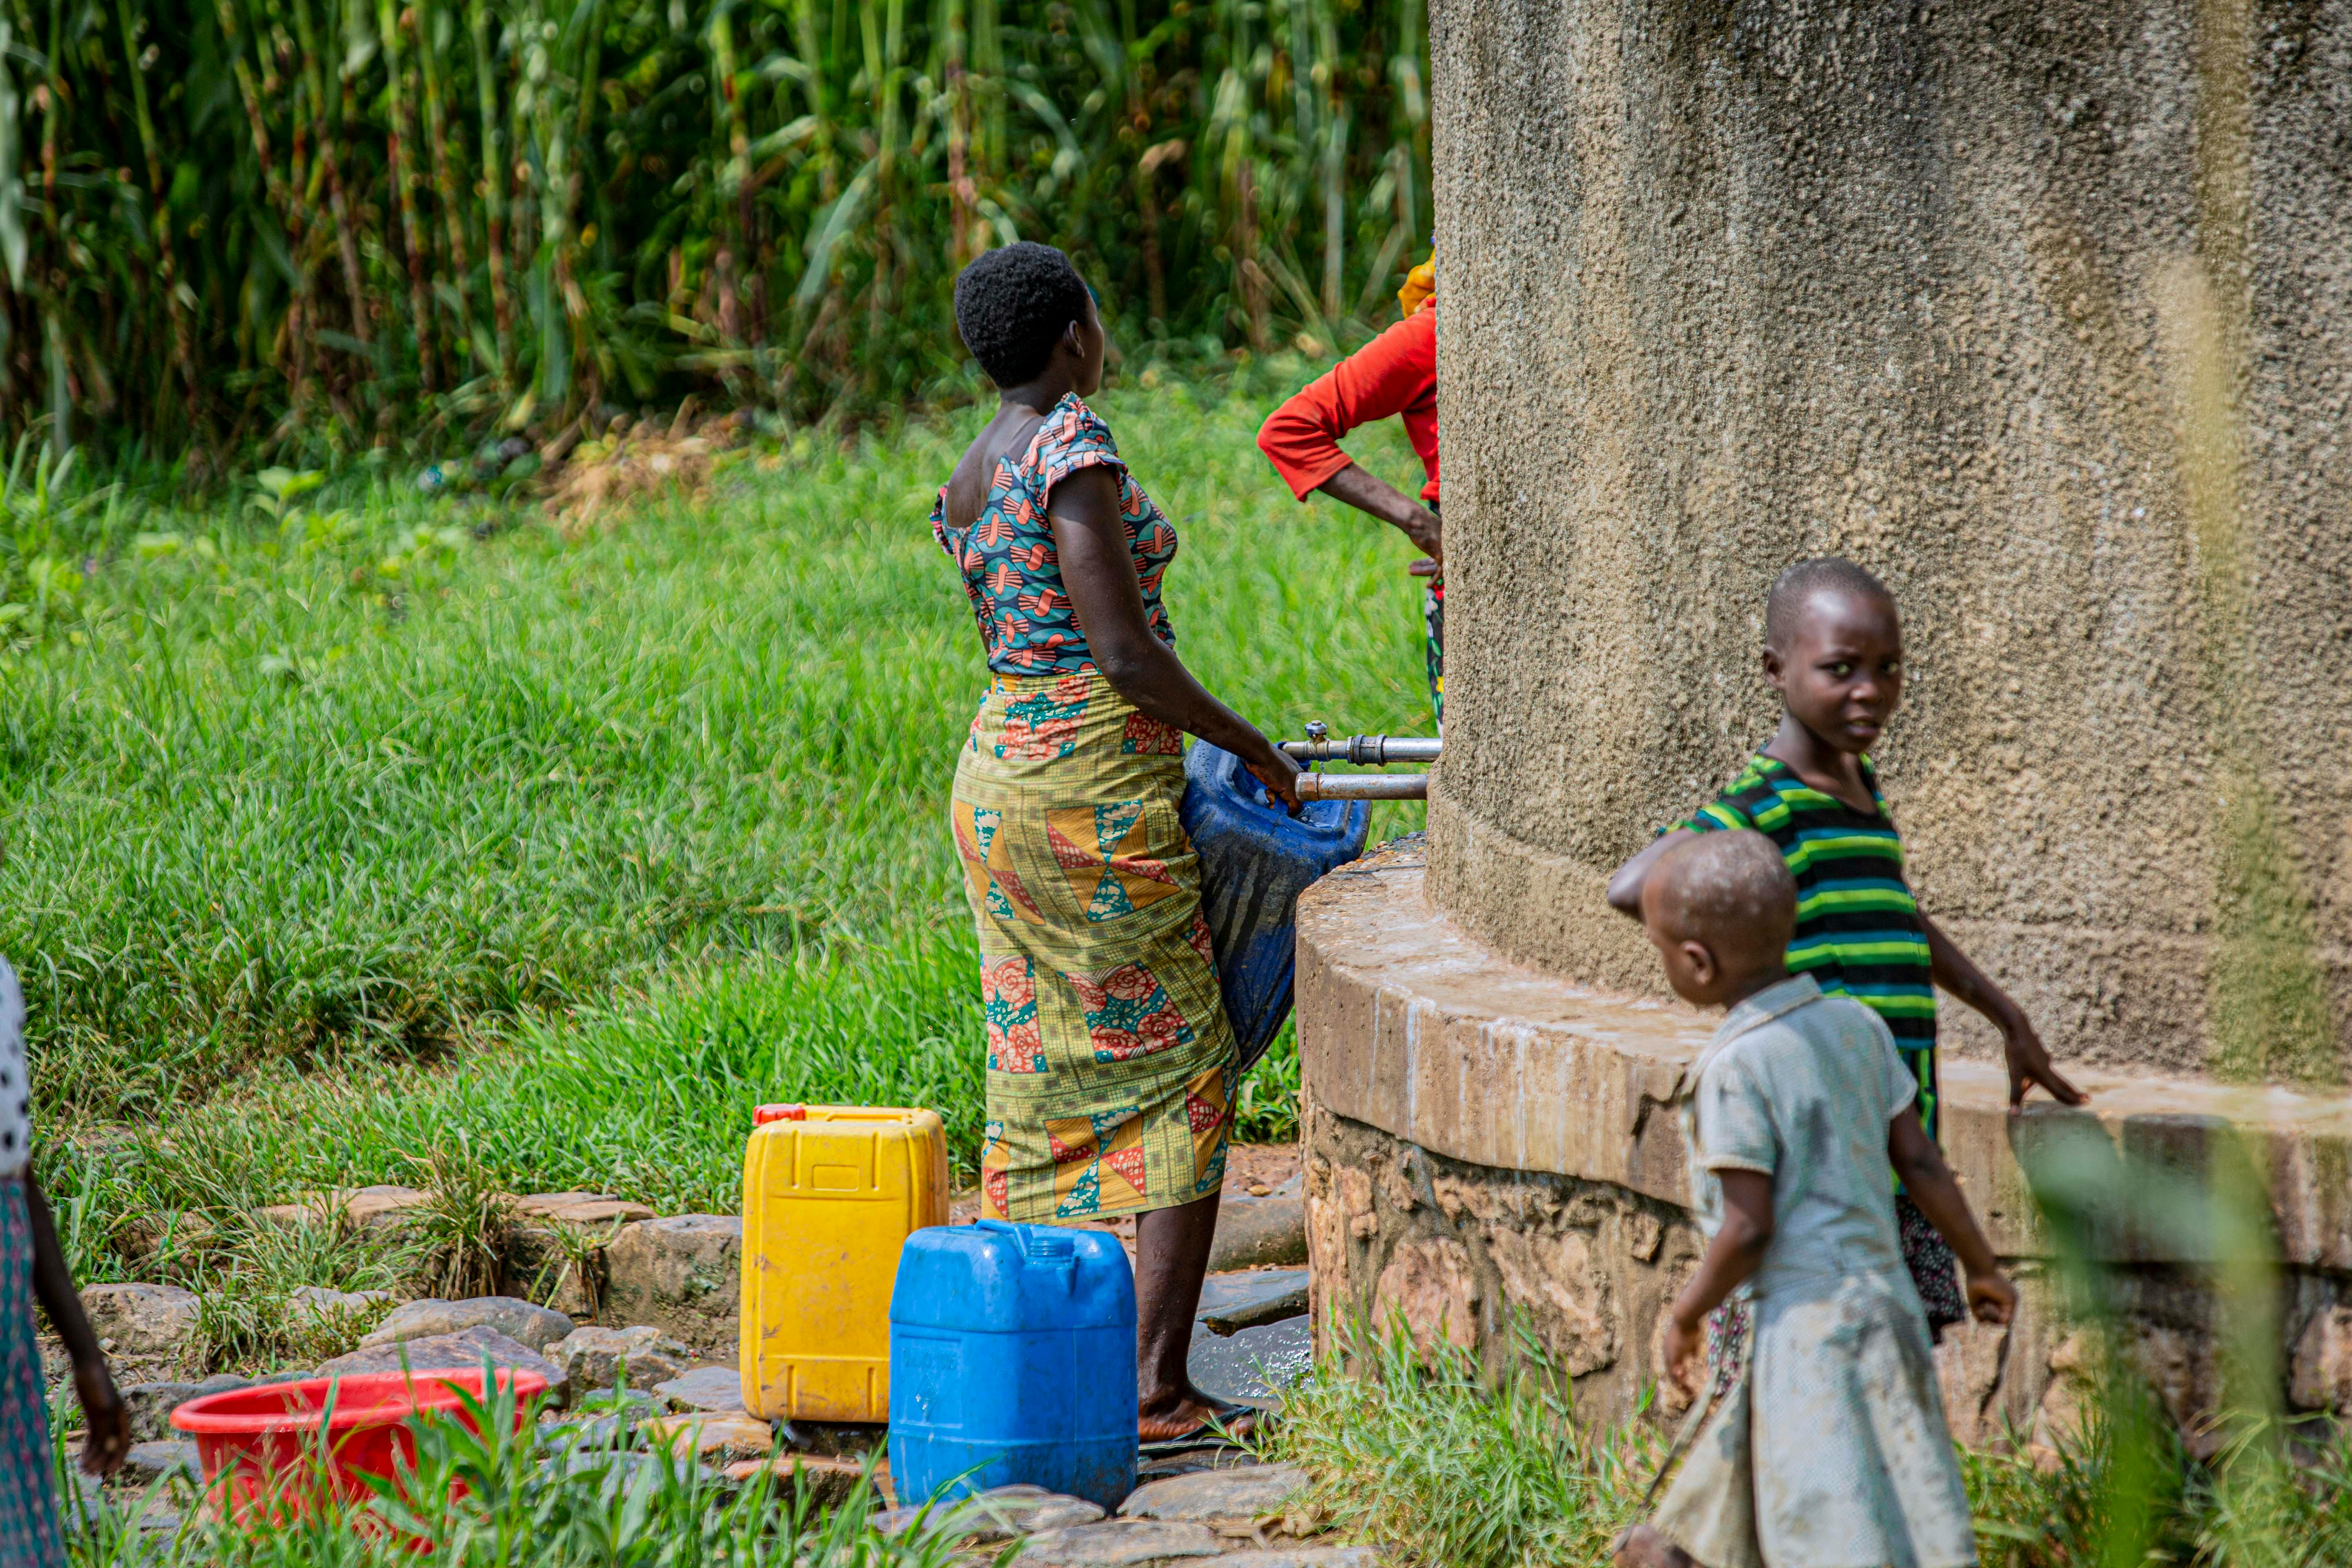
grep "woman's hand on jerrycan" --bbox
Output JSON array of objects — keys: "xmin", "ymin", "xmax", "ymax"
[{"xmin": 1243, "ymin": 734, "xmax": 1304, "ymax": 816}]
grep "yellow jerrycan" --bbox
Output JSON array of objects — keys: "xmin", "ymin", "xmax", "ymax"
[{"xmin": 738, "ymin": 1102, "xmax": 949, "ymax": 1422}]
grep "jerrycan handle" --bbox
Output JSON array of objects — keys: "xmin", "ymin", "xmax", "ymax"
[{"xmin": 974, "ymin": 1220, "xmax": 1079, "ymax": 1287}]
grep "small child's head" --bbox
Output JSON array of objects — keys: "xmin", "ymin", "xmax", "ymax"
[
  {"xmin": 1762, "ymin": 556, "xmax": 1903, "ymax": 756},
  {"xmin": 1641, "ymin": 830, "xmax": 1797, "ymax": 1009}
]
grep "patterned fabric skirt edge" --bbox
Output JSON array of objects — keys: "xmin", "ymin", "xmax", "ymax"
[
  {"xmin": 949, "ymin": 670, "xmax": 1237, "ymax": 1224},
  {"xmin": 0, "ymin": 1179, "xmax": 64, "ymax": 1568}
]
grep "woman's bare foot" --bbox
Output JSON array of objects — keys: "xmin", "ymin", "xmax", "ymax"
[
  {"xmin": 1610, "ymin": 1525, "xmax": 1695, "ymax": 1568},
  {"xmin": 1139, "ymin": 1385, "xmax": 1257, "ymax": 1443}
]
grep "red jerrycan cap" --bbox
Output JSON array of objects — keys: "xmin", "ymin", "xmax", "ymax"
[{"xmin": 753, "ymin": 1103, "xmax": 808, "ymax": 1125}]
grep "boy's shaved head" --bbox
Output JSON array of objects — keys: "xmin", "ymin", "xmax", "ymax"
[
  {"xmin": 1765, "ymin": 556, "xmax": 1894, "ymax": 650},
  {"xmin": 1648, "ymin": 831, "xmax": 1797, "ymax": 958}
]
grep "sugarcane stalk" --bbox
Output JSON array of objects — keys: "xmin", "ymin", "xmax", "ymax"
[
  {"xmin": 569, "ymin": 0, "xmax": 603, "ymax": 400},
  {"xmin": 971, "ymin": 0, "xmax": 1000, "ymax": 185},
  {"xmin": 944, "ymin": 0, "xmax": 969, "ymax": 268},
  {"xmin": 215, "ymin": 0, "xmax": 313, "ymax": 408},
  {"xmin": 36, "ymin": 0, "xmax": 55, "ymax": 205},
  {"xmin": 114, "ymin": 0, "xmax": 205, "ymax": 436},
  {"xmin": 1316, "ymin": 3, "xmax": 1347, "ymax": 325},
  {"xmin": 415, "ymin": 0, "xmax": 472, "ymax": 343},
  {"xmin": 466, "ymin": 0, "xmax": 515, "ymax": 394},
  {"xmin": 378, "ymin": 0, "xmax": 440, "ymax": 394},
  {"xmin": 294, "ymin": 0, "xmax": 372, "ymax": 350},
  {"xmin": 525, "ymin": 0, "xmax": 576, "ymax": 408}
]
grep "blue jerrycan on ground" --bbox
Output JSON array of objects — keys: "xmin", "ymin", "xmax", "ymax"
[
  {"xmin": 887, "ymin": 1220, "xmax": 1137, "ymax": 1510},
  {"xmin": 1179, "ymin": 742, "xmax": 1372, "ymax": 1072}
]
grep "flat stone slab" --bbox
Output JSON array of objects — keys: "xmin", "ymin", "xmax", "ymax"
[
  {"xmin": 1295, "ymin": 846, "xmax": 2352, "ymax": 1268},
  {"xmin": 115, "ymin": 1440, "xmax": 200, "ymax": 1488},
  {"xmin": 555, "ymin": 1325, "xmax": 693, "ymax": 1394},
  {"xmin": 257, "ymin": 1186, "xmax": 434, "ymax": 1233},
  {"xmin": 120, "ymin": 1378, "xmax": 248, "ymax": 1443},
  {"xmin": 79, "ymin": 1284, "xmax": 201, "ymax": 1359},
  {"xmin": 287, "ymin": 1286, "xmax": 394, "ymax": 1324},
  {"xmin": 603, "ymin": 1216, "xmax": 741, "ymax": 1348},
  {"xmin": 1212, "ymin": 1550, "xmax": 1380, "ymax": 1568},
  {"xmin": 1119, "ymin": 1464, "xmax": 1308, "ymax": 1523},
  {"xmin": 1207, "ymin": 1199, "xmax": 1306, "ymax": 1272},
  {"xmin": 878, "ymin": 1483, "xmax": 1103, "ymax": 1542},
  {"xmin": 639, "ymin": 1412, "xmax": 775, "ymax": 1461},
  {"xmin": 652, "ymin": 1365, "xmax": 746, "ymax": 1413},
  {"xmin": 363, "ymin": 1297, "xmax": 575, "ymax": 1354},
  {"xmin": 519, "ymin": 1192, "xmax": 657, "ymax": 1227},
  {"xmin": 543, "ymin": 1449, "xmax": 721, "ymax": 1489},
  {"xmin": 317, "ymin": 1326, "xmax": 563, "ymax": 1394},
  {"xmin": 1017, "ymin": 1519, "xmax": 1225, "ymax": 1566},
  {"xmin": 724, "ymin": 1453, "xmax": 887, "ymax": 1508},
  {"xmin": 1196, "ymin": 1270, "xmax": 1308, "ymax": 1336},
  {"xmin": 1189, "ymin": 1318, "xmax": 1312, "ymax": 1409}
]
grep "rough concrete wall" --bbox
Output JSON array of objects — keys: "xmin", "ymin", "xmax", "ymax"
[{"xmin": 1423, "ymin": 0, "xmax": 2352, "ymax": 1080}]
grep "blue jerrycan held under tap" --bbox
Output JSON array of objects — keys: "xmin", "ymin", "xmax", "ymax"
[
  {"xmin": 887, "ymin": 1220, "xmax": 1137, "ymax": 1511},
  {"xmin": 1178, "ymin": 742, "xmax": 1372, "ymax": 1074}
]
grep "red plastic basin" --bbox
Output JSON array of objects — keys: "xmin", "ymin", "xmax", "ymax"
[{"xmin": 171, "ymin": 1367, "xmax": 547, "ymax": 1526}]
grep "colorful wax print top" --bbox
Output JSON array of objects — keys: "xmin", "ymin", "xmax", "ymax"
[
  {"xmin": 931, "ymin": 394, "xmax": 1178, "ymax": 676},
  {"xmin": 1678, "ymin": 753, "xmax": 1940, "ymax": 1138}
]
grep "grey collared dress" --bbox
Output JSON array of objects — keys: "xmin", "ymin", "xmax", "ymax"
[{"xmin": 1648, "ymin": 974, "xmax": 1979, "ymax": 1568}]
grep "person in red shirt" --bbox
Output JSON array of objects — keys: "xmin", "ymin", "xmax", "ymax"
[{"xmin": 1256, "ymin": 261, "xmax": 1444, "ymax": 726}]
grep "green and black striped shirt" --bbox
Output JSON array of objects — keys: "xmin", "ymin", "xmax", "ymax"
[{"xmin": 1679, "ymin": 753, "xmax": 1940, "ymax": 1138}]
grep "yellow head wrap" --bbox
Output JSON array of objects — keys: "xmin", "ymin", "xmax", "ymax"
[{"xmin": 1397, "ymin": 255, "xmax": 1436, "ymax": 318}]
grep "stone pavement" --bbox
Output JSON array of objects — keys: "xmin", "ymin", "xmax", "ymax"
[
  {"xmin": 71, "ymin": 1170, "xmax": 1331, "ymax": 1557},
  {"xmin": 880, "ymin": 1465, "xmax": 1379, "ymax": 1567}
]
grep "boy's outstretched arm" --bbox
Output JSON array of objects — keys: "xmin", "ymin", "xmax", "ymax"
[
  {"xmin": 27, "ymin": 1173, "xmax": 129, "ymax": 1476},
  {"xmin": 1606, "ymin": 830, "xmax": 1696, "ymax": 918},
  {"xmin": 1659, "ymin": 1169, "xmax": 1772, "ymax": 1395},
  {"xmin": 1887, "ymin": 1108, "xmax": 2017, "ymax": 1326},
  {"xmin": 1919, "ymin": 914, "xmax": 2087, "ymax": 1108}
]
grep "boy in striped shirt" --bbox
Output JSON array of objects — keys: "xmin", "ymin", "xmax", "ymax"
[{"xmin": 1608, "ymin": 556, "xmax": 2085, "ymax": 1333}]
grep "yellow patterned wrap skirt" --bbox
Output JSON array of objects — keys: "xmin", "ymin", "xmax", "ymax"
[{"xmin": 951, "ymin": 670, "xmax": 1236, "ymax": 1223}]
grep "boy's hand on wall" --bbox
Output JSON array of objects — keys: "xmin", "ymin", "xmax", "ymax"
[
  {"xmin": 2000, "ymin": 1013, "xmax": 2087, "ymax": 1109},
  {"xmin": 1965, "ymin": 1269, "xmax": 2018, "ymax": 1328}
]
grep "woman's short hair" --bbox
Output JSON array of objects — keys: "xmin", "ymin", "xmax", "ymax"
[{"xmin": 953, "ymin": 242, "xmax": 1091, "ymax": 387}]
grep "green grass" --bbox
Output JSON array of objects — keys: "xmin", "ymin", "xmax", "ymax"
[
  {"xmin": 1266, "ymin": 1316, "xmax": 1666, "ymax": 1568},
  {"xmin": 63, "ymin": 1382, "xmax": 967, "ymax": 1568},
  {"xmin": 13, "ymin": 367, "xmax": 1430, "ymax": 1275},
  {"xmin": 1270, "ymin": 1315, "xmax": 2352, "ymax": 1568}
]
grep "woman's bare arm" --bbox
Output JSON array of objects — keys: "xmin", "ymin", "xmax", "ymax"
[
  {"xmin": 1051, "ymin": 466, "xmax": 1301, "ymax": 809},
  {"xmin": 1316, "ymin": 463, "xmax": 1441, "ymax": 565},
  {"xmin": 28, "ymin": 1174, "xmax": 129, "ymax": 1475}
]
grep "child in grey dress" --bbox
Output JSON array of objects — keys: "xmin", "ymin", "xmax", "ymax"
[{"xmin": 1614, "ymin": 832, "xmax": 2016, "ymax": 1568}]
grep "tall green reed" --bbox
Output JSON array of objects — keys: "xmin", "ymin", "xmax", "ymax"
[{"xmin": 0, "ymin": 0, "xmax": 1432, "ymax": 468}]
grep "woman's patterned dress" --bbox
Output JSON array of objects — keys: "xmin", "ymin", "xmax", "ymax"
[{"xmin": 932, "ymin": 394, "xmax": 1235, "ymax": 1222}]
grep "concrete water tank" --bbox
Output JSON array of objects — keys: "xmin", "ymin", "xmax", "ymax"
[{"xmin": 1297, "ymin": 0, "xmax": 2352, "ymax": 1439}]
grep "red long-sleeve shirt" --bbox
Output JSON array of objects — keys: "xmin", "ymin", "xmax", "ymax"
[{"xmin": 1256, "ymin": 305, "xmax": 1439, "ymax": 504}]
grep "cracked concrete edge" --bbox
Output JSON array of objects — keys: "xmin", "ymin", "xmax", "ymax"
[{"xmin": 1298, "ymin": 843, "xmax": 2352, "ymax": 1270}]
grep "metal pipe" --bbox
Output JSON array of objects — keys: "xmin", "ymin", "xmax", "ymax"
[
  {"xmin": 1279, "ymin": 735, "xmax": 1443, "ymax": 765},
  {"xmin": 1294, "ymin": 772, "xmax": 1430, "ymax": 801}
]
